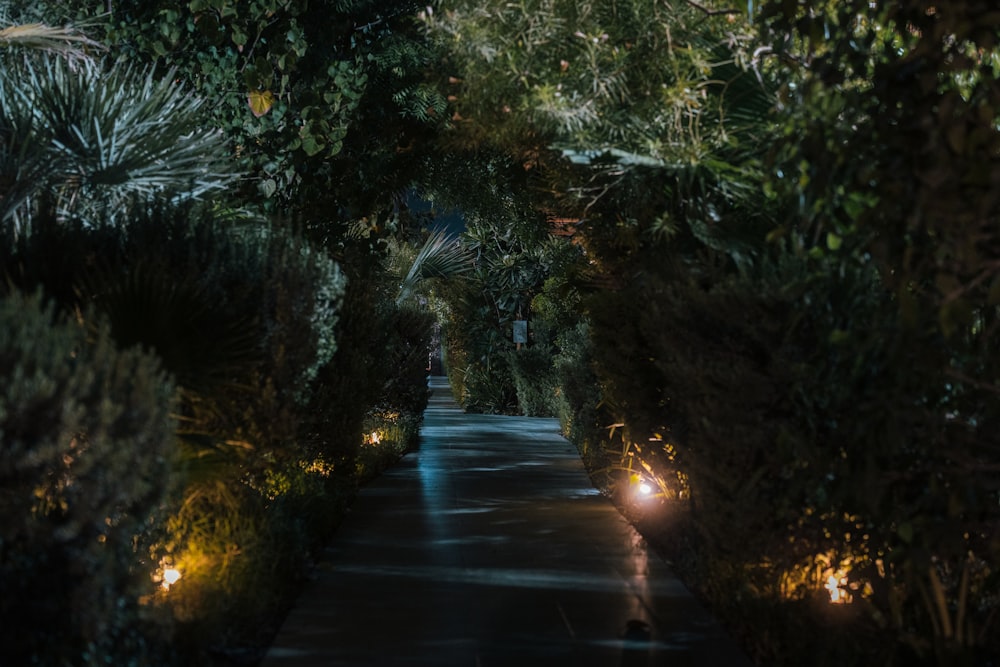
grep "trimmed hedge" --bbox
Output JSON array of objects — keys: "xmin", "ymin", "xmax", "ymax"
[{"xmin": 0, "ymin": 292, "xmax": 177, "ymax": 666}]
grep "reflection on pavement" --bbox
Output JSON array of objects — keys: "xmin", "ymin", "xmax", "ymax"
[{"xmin": 262, "ymin": 376, "xmax": 754, "ymax": 667}]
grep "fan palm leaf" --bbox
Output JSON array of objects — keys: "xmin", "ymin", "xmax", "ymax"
[
  {"xmin": 397, "ymin": 229, "xmax": 472, "ymax": 304},
  {"xmin": 0, "ymin": 53, "xmax": 238, "ymax": 230}
]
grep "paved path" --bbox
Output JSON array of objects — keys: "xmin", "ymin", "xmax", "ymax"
[{"xmin": 262, "ymin": 376, "xmax": 753, "ymax": 667}]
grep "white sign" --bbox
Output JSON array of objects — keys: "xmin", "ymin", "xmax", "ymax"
[{"xmin": 512, "ymin": 320, "xmax": 528, "ymax": 344}]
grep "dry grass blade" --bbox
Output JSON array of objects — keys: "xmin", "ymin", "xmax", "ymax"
[{"xmin": 0, "ymin": 22, "xmax": 104, "ymax": 58}]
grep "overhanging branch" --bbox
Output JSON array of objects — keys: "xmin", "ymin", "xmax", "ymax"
[{"xmin": 684, "ymin": 0, "xmax": 742, "ymax": 16}]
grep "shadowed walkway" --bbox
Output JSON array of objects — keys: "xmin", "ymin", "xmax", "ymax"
[{"xmin": 262, "ymin": 376, "xmax": 753, "ymax": 667}]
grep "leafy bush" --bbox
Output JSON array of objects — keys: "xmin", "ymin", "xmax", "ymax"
[
  {"xmin": 158, "ymin": 472, "xmax": 339, "ymax": 663},
  {"xmin": 379, "ymin": 304, "xmax": 436, "ymax": 416},
  {"xmin": 585, "ymin": 249, "xmax": 1000, "ymax": 664},
  {"xmin": 461, "ymin": 361, "xmax": 518, "ymax": 415},
  {"xmin": 0, "ymin": 291, "xmax": 177, "ymax": 666},
  {"xmin": 2, "ymin": 205, "xmax": 355, "ymax": 662},
  {"xmin": 91, "ymin": 213, "xmax": 351, "ymax": 660},
  {"xmin": 305, "ymin": 264, "xmax": 433, "ymax": 469},
  {"xmin": 5, "ymin": 207, "xmax": 346, "ymax": 456},
  {"xmin": 356, "ymin": 408, "xmax": 424, "ymax": 481},
  {"xmin": 549, "ymin": 321, "xmax": 608, "ymax": 469},
  {"xmin": 504, "ymin": 345, "xmax": 558, "ymax": 416},
  {"xmin": 438, "ymin": 281, "xmax": 518, "ymax": 414}
]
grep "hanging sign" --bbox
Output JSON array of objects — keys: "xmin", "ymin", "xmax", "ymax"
[{"xmin": 512, "ymin": 320, "xmax": 528, "ymax": 344}]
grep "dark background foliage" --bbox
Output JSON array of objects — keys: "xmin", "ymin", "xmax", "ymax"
[{"xmin": 2, "ymin": 1, "xmax": 999, "ymax": 665}]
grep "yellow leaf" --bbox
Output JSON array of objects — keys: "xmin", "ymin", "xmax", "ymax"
[{"xmin": 247, "ymin": 89, "xmax": 274, "ymax": 117}]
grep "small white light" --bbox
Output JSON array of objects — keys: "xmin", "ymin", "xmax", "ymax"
[
  {"xmin": 638, "ymin": 482, "xmax": 653, "ymax": 495},
  {"xmin": 825, "ymin": 573, "xmax": 847, "ymax": 604},
  {"xmin": 162, "ymin": 568, "xmax": 182, "ymax": 590}
]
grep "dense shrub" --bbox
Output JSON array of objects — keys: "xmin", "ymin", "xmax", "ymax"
[
  {"xmin": 1, "ymin": 206, "xmax": 356, "ymax": 662},
  {"xmin": 0, "ymin": 5, "xmax": 436, "ymax": 664},
  {"xmin": 306, "ymin": 270, "xmax": 402, "ymax": 470},
  {"xmin": 0, "ymin": 291, "xmax": 177, "ymax": 666},
  {"xmin": 378, "ymin": 304, "xmax": 437, "ymax": 417},
  {"xmin": 436, "ymin": 277, "xmax": 514, "ymax": 412},
  {"xmin": 548, "ymin": 322, "xmax": 609, "ymax": 471},
  {"xmin": 4, "ymin": 208, "xmax": 346, "ymax": 456},
  {"xmin": 460, "ymin": 361, "xmax": 519, "ymax": 414},
  {"xmin": 585, "ymin": 250, "xmax": 1000, "ymax": 665},
  {"xmin": 504, "ymin": 345, "xmax": 558, "ymax": 417}
]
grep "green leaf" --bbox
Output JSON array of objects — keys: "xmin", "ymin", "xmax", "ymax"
[
  {"xmin": 300, "ymin": 133, "xmax": 324, "ymax": 156},
  {"xmin": 828, "ymin": 329, "xmax": 849, "ymax": 345},
  {"xmin": 260, "ymin": 178, "xmax": 277, "ymax": 198},
  {"xmin": 825, "ymin": 232, "xmax": 842, "ymax": 250},
  {"xmin": 765, "ymin": 226, "xmax": 787, "ymax": 243}
]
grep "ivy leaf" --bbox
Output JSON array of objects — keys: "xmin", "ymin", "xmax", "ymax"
[
  {"xmin": 260, "ymin": 178, "xmax": 277, "ymax": 198},
  {"xmin": 300, "ymin": 132, "xmax": 325, "ymax": 156},
  {"xmin": 248, "ymin": 89, "xmax": 274, "ymax": 117},
  {"xmin": 231, "ymin": 25, "xmax": 247, "ymax": 46}
]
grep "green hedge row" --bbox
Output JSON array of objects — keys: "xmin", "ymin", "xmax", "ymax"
[{"xmin": 0, "ymin": 208, "xmax": 434, "ymax": 664}]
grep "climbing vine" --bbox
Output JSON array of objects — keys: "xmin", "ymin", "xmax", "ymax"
[{"xmin": 48, "ymin": 0, "xmax": 439, "ymax": 212}]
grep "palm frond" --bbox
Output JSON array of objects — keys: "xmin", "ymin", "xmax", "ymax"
[
  {"xmin": 0, "ymin": 73, "xmax": 48, "ymax": 227},
  {"xmin": 33, "ymin": 57, "xmax": 236, "ymax": 197},
  {"xmin": 1, "ymin": 53, "xmax": 239, "ymax": 228},
  {"xmin": 397, "ymin": 229, "xmax": 472, "ymax": 304}
]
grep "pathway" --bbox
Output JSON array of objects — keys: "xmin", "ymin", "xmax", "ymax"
[{"xmin": 262, "ymin": 376, "xmax": 753, "ymax": 667}]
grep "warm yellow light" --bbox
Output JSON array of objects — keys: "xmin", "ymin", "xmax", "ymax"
[
  {"xmin": 162, "ymin": 568, "xmax": 182, "ymax": 590},
  {"xmin": 370, "ymin": 431, "xmax": 381, "ymax": 444}
]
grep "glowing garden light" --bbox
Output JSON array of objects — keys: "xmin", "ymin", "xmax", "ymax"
[
  {"xmin": 162, "ymin": 568, "xmax": 182, "ymax": 589},
  {"xmin": 638, "ymin": 481, "xmax": 653, "ymax": 495},
  {"xmin": 824, "ymin": 571, "xmax": 848, "ymax": 604},
  {"xmin": 161, "ymin": 566, "xmax": 182, "ymax": 590}
]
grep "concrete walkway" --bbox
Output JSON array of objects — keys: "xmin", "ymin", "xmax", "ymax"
[{"xmin": 262, "ymin": 376, "xmax": 753, "ymax": 667}]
